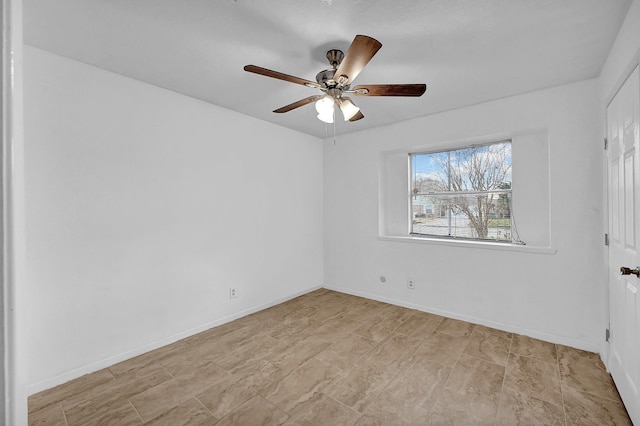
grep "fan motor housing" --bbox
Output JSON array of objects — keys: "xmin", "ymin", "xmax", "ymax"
[
  {"xmin": 316, "ymin": 49, "xmax": 348, "ymax": 89},
  {"xmin": 315, "ymin": 68, "xmax": 336, "ymax": 87}
]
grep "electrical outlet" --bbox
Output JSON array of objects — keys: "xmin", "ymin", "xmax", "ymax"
[
  {"xmin": 229, "ymin": 288, "xmax": 237, "ymax": 299},
  {"xmin": 407, "ymin": 278, "xmax": 415, "ymax": 289}
]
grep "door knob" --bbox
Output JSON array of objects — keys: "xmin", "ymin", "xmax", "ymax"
[{"xmin": 620, "ymin": 266, "xmax": 640, "ymax": 277}]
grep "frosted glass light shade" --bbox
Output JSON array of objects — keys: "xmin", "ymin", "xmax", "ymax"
[
  {"xmin": 339, "ymin": 98, "xmax": 360, "ymax": 121},
  {"xmin": 317, "ymin": 112, "xmax": 334, "ymax": 123},
  {"xmin": 315, "ymin": 96, "xmax": 334, "ymax": 114},
  {"xmin": 315, "ymin": 96, "xmax": 335, "ymax": 123}
]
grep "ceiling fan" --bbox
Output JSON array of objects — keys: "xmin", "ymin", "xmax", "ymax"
[{"xmin": 244, "ymin": 35, "xmax": 426, "ymax": 123}]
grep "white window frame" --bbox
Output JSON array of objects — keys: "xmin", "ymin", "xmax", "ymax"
[{"xmin": 408, "ymin": 140, "xmax": 513, "ymax": 243}]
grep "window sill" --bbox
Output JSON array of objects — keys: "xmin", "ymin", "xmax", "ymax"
[{"xmin": 377, "ymin": 235, "xmax": 557, "ymax": 254}]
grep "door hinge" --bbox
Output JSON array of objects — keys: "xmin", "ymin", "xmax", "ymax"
[
  {"xmin": 604, "ymin": 137, "xmax": 608, "ymax": 150},
  {"xmin": 606, "ymin": 327, "xmax": 611, "ymax": 342},
  {"xmin": 605, "ymin": 233, "xmax": 609, "ymax": 246}
]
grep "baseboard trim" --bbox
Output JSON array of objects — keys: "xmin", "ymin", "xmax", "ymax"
[
  {"xmin": 323, "ymin": 284, "xmax": 601, "ymax": 353},
  {"xmin": 27, "ymin": 285, "xmax": 322, "ymax": 395}
]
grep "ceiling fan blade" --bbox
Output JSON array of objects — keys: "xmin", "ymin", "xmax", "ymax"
[
  {"xmin": 349, "ymin": 110, "xmax": 364, "ymax": 122},
  {"xmin": 334, "ymin": 35, "xmax": 382, "ymax": 85},
  {"xmin": 273, "ymin": 95, "xmax": 324, "ymax": 113},
  {"xmin": 244, "ymin": 65, "xmax": 320, "ymax": 88},
  {"xmin": 352, "ymin": 84, "xmax": 427, "ymax": 97}
]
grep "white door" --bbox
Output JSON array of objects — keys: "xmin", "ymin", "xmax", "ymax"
[{"xmin": 608, "ymin": 65, "xmax": 640, "ymax": 424}]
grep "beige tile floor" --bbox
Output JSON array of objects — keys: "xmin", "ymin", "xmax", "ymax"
[{"xmin": 29, "ymin": 289, "xmax": 632, "ymax": 425}]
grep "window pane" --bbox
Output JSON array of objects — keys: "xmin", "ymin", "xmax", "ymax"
[
  {"xmin": 411, "ymin": 192, "xmax": 512, "ymax": 241},
  {"xmin": 410, "ymin": 141, "xmax": 512, "ymax": 242}
]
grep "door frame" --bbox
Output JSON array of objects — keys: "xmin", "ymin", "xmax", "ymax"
[{"xmin": 2, "ymin": 0, "xmax": 27, "ymax": 424}]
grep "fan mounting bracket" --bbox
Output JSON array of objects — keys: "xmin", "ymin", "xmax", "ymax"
[{"xmin": 326, "ymin": 49, "xmax": 344, "ymax": 68}]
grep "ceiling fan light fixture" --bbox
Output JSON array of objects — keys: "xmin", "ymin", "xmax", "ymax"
[
  {"xmin": 317, "ymin": 112, "xmax": 334, "ymax": 123},
  {"xmin": 315, "ymin": 96, "xmax": 334, "ymax": 114},
  {"xmin": 339, "ymin": 98, "xmax": 360, "ymax": 121},
  {"xmin": 315, "ymin": 96, "xmax": 335, "ymax": 123},
  {"xmin": 244, "ymin": 35, "xmax": 427, "ymax": 125}
]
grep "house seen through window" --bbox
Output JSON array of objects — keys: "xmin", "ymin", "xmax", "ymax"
[{"xmin": 410, "ymin": 140, "xmax": 513, "ymax": 242}]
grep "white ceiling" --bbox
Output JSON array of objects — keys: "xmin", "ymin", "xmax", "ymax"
[{"xmin": 24, "ymin": 0, "xmax": 631, "ymax": 139}]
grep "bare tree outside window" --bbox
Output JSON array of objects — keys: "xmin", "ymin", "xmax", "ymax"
[{"xmin": 410, "ymin": 141, "xmax": 512, "ymax": 241}]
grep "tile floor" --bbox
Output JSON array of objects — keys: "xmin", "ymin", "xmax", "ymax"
[{"xmin": 29, "ymin": 289, "xmax": 632, "ymax": 425}]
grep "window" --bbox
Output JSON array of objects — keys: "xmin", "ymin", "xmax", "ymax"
[{"xmin": 410, "ymin": 140, "xmax": 513, "ymax": 242}]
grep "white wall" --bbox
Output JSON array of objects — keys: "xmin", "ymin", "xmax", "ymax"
[
  {"xmin": 600, "ymin": 0, "xmax": 640, "ymax": 104},
  {"xmin": 24, "ymin": 46, "xmax": 324, "ymax": 393},
  {"xmin": 324, "ymin": 79, "xmax": 604, "ymax": 351}
]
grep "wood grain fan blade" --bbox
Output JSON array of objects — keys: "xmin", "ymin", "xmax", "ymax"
[
  {"xmin": 349, "ymin": 110, "xmax": 364, "ymax": 121},
  {"xmin": 334, "ymin": 35, "xmax": 382, "ymax": 85},
  {"xmin": 273, "ymin": 95, "xmax": 324, "ymax": 113},
  {"xmin": 352, "ymin": 84, "xmax": 426, "ymax": 97},
  {"xmin": 244, "ymin": 65, "xmax": 320, "ymax": 88}
]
